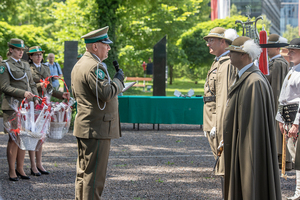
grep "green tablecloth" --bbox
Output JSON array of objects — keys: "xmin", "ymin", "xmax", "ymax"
[{"xmin": 118, "ymin": 96, "xmax": 203, "ymax": 125}]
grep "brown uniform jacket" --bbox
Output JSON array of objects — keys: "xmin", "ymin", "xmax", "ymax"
[
  {"xmin": 223, "ymin": 64, "xmax": 281, "ymax": 200},
  {"xmin": 266, "ymin": 56, "xmax": 289, "ymax": 156},
  {"xmin": 0, "ymin": 57, "xmax": 38, "ymax": 110},
  {"xmin": 71, "ymin": 52, "xmax": 124, "ymax": 139},
  {"xmin": 29, "ymin": 63, "xmax": 63, "ymax": 99},
  {"xmin": 203, "ymin": 54, "xmax": 236, "ymax": 175}
]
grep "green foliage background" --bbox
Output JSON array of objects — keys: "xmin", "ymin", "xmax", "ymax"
[{"xmin": 0, "ymin": 0, "xmax": 278, "ymax": 81}]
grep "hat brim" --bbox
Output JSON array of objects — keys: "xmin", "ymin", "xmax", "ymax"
[
  {"xmin": 203, "ymin": 35, "xmax": 232, "ymax": 44},
  {"xmin": 286, "ymin": 45, "xmax": 300, "ymax": 49},
  {"xmin": 259, "ymin": 43, "xmax": 289, "ymax": 48},
  {"xmin": 26, "ymin": 50, "xmax": 45, "ymax": 55},
  {"xmin": 100, "ymin": 38, "xmax": 113, "ymax": 44},
  {"xmin": 7, "ymin": 43, "xmax": 27, "ymax": 50},
  {"xmin": 225, "ymin": 46, "xmax": 245, "ymax": 53}
]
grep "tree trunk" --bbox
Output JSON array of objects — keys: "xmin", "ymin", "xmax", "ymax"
[{"xmin": 169, "ymin": 65, "xmax": 173, "ymax": 85}]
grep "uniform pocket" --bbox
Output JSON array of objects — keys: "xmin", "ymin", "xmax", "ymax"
[
  {"xmin": 10, "ymin": 67, "xmax": 26, "ymax": 79},
  {"xmin": 103, "ymin": 114, "xmax": 115, "ymax": 122}
]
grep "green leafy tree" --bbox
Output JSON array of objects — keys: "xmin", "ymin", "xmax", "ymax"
[
  {"xmin": 230, "ymin": 4, "xmax": 241, "ymax": 16},
  {"xmin": 283, "ymin": 25, "xmax": 299, "ymax": 42},
  {"xmin": 47, "ymin": 0, "xmax": 98, "ymax": 65},
  {"xmin": 0, "ymin": 0, "xmax": 59, "ymax": 25},
  {"xmin": 177, "ymin": 15, "xmax": 271, "ymax": 80},
  {"xmin": 0, "ymin": 22, "xmax": 50, "ymax": 60},
  {"xmin": 116, "ymin": 0, "xmax": 210, "ymax": 79}
]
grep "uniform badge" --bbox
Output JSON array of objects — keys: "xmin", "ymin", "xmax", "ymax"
[
  {"xmin": 95, "ymin": 69, "xmax": 105, "ymax": 80},
  {"xmin": 0, "ymin": 66, "xmax": 5, "ymax": 74}
]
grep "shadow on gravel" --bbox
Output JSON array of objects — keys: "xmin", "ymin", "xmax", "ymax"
[{"xmin": 0, "ymin": 124, "xmax": 297, "ymax": 200}]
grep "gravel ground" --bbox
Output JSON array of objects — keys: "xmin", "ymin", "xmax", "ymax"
[{"xmin": 0, "ymin": 123, "xmax": 296, "ymax": 200}]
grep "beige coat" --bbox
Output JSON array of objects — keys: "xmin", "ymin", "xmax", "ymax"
[
  {"xmin": 266, "ymin": 56, "xmax": 289, "ymax": 157},
  {"xmin": 71, "ymin": 52, "xmax": 123, "ymax": 139},
  {"xmin": 0, "ymin": 57, "xmax": 38, "ymax": 110},
  {"xmin": 203, "ymin": 55, "xmax": 236, "ymax": 175},
  {"xmin": 29, "ymin": 63, "xmax": 63, "ymax": 99},
  {"xmin": 223, "ymin": 64, "xmax": 281, "ymax": 200}
]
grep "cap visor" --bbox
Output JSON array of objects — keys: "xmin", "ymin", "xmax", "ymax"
[
  {"xmin": 259, "ymin": 43, "xmax": 289, "ymax": 48},
  {"xmin": 101, "ymin": 39, "xmax": 113, "ymax": 44}
]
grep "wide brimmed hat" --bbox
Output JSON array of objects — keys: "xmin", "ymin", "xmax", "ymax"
[
  {"xmin": 260, "ymin": 34, "xmax": 288, "ymax": 48},
  {"xmin": 7, "ymin": 38, "xmax": 27, "ymax": 50},
  {"xmin": 26, "ymin": 46, "xmax": 45, "ymax": 55},
  {"xmin": 286, "ymin": 38, "xmax": 300, "ymax": 49},
  {"xmin": 81, "ymin": 26, "xmax": 113, "ymax": 44},
  {"xmin": 203, "ymin": 27, "xmax": 238, "ymax": 44},
  {"xmin": 226, "ymin": 36, "xmax": 262, "ymax": 60}
]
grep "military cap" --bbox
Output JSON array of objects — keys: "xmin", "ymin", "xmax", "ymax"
[
  {"xmin": 81, "ymin": 26, "xmax": 113, "ymax": 44},
  {"xmin": 7, "ymin": 38, "xmax": 27, "ymax": 49},
  {"xmin": 226, "ymin": 36, "xmax": 262, "ymax": 60},
  {"xmin": 203, "ymin": 27, "xmax": 238, "ymax": 44},
  {"xmin": 286, "ymin": 38, "xmax": 300, "ymax": 49},
  {"xmin": 26, "ymin": 46, "xmax": 45, "ymax": 55},
  {"xmin": 259, "ymin": 34, "xmax": 288, "ymax": 48}
]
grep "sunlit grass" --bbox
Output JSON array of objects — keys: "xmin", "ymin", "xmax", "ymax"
[{"xmin": 123, "ymin": 77, "xmax": 205, "ymax": 96}]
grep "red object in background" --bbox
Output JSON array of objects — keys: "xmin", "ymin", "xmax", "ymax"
[
  {"xmin": 299, "ymin": 0, "xmax": 300, "ymax": 36},
  {"xmin": 259, "ymin": 29, "xmax": 269, "ymax": 75},
  {"xmin": 142, "ymin": 61, "xmax": 146, "ymax": 71},
  {"xmin": 211, "ymin": 0, "xmax": 218, "ymax": 21}
]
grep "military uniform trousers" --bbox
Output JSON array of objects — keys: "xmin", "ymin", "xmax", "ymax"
[
  {"xmin": 206, "ymin": 131, "xmax": 224, "ymax": 176},
  {"xmin": 75, "ymin": 138, "xmax": 111, "ymax": 200}
]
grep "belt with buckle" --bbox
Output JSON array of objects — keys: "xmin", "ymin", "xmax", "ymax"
[
  {"xmin": 279, "ymin": 104, "xmax": 298, "ymax": 123},
  {"xmin": 203, "ymin": 96, "xmax": 216, "ymax": 103}
]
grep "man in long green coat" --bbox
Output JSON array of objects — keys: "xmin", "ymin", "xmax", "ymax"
[
  {"xmin": 263, "ymin": 34, "xmax": 291, "ymax": 170},
  {"xmin": 223, "ymin": 36, "xmax": 282, "ymax": 200}
]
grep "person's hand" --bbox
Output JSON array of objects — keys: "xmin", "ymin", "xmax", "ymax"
[
  {"xmin": 54, "ymin": 77, "xmax": 59, "ymax": 80},
  {"xmin": 24, "ymin": 91, "xmax": 34, "ymax": 99},
  {"xmin": 279, "ymin": 122, "xmax": 284, "ymax": 135},
  {"xmin": 288, "ymin": 124, "xmax": 299, "ymax": 138},
  {"xmin": 40, "ymin": 82, "xmax": 45, "ymax": 87},
  {"xmin": 113, "ymin": 69, "xmax": 124, "ymax": 82},
  {"xmin": 62, "ymin": 92, "xmax": 70, "ymax": 100},
  {"xmin": 34, "ymin": 100, "xmax": 39, "ymax": 105}
]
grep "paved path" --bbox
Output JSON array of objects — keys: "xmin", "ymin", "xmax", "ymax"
[{"xmin": 0, "ymin": 124, "xmax": 296, "ymax": 199}]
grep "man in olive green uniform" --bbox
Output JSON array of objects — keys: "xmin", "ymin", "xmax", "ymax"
[
  {"xmin": 262, "ymin": 34, "xmax": 291, "ymax": 169},
  {"xmin": 224, "ymin": 36, "xmax": 281, "ymax": 200},
  {"xmin": 0, "ymin": 39, "xmax": 39, "ymax": 181},
  {"xmin": 71, "ymin": 26, "xmax": 124, "ymax": 200},
  {"xmin": 202, "ymin": 27, "xmax": 237, "ymax": 192}
]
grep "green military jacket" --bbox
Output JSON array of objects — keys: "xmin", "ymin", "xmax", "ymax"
[
  {"xmin": 29, "ymin": 63, "xmax": 63, "ymax": 99},
  {"xmin": 71, "ymin": 52, "xmax": 124, "ymax": 139},
  {"xmin": 0, "ymin": 57, "xmax": 38, "ymax": 110}
]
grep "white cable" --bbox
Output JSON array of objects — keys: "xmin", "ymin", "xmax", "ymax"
[
  {"xmin": 5, "ymin": 61, "xmax": 27, "ymax": 80},
  {"xmin": 5, "ymin": 61, "xmax": 29, "ymax": 88}
]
